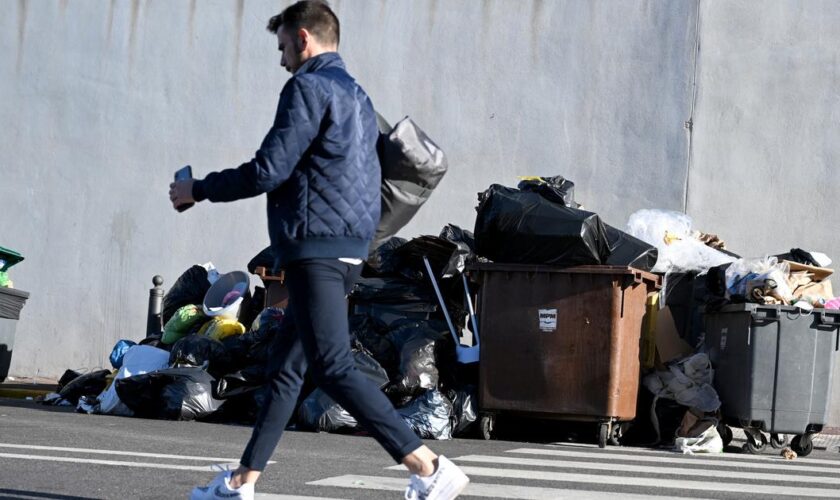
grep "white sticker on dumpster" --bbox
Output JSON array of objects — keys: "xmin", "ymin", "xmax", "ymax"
[
  {"xmin": 720, "ymin": 328, "xmax": 728, "ymax": 351},
  {"xmin": 539, "ymin": 309, "xmax": 558, "ymax": 332}
]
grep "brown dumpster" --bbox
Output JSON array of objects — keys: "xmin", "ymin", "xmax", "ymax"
[
  {"xmin": 470, "ymin": 263, "xmax": 659, "ymax": 447},
  {"xmin": 253, "ymin": 266, "xmax": 288, "ymax": 309}
]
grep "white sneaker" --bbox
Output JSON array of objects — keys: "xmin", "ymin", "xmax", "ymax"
[
  {"xmin": 404, "ymin": 455, "xmax": 470, "ymax": 500},
  {"xmin": 190, "ymin": 470, "xmax": 255, "ymax": 500}
]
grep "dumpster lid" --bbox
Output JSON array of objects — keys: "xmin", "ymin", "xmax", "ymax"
[
  {"xmin": 0, "ymin": 287, "xmax": 29, "ymax": 320},
  {"xmin": 467, "ymin": 263, "xmax": 661, "ymax": 289},
  {"xmin": 714, "ymin": 303, "xmax": 840, "ymax": 315},
  {"xmin": 0, "ymin": 246, "xmax": 23, "ymax": 272}
]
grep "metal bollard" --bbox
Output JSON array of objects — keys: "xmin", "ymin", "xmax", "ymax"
[{"xmin": 146, "ymin": 275, "xmax": 164, "ymax": 337}]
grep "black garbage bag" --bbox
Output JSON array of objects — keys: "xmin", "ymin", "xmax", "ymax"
[
  {"xmin": 474, "ymin": 184, "xmax": 610, "ymax": 266},
  {"xmin": 365, "ymin": 237, "xmax": 408, "ymax": 277},
  {"xmin": 115, "ymin": 367, "xmax": 223, "ymax": 421},
  {"xmin": 397, "ymin": 389, "xmax": 453, "ymax": 440},
  {"xmin": 518, "ymin": 175, "xmax": 579, "ymax": 207},
  {"xmin": 57, "ymin": 369, "xmax": 82, "ymax": 392},
  {"xmin": 394, "ymin": 235, "xmax": 469, "ymax": 279},
  {"xmin": 169, "ymin": 335, "xmax": 232, "ymax": 378},
  {"xmin": 162, "ymin": 265, "xmax": 211, "ymax": 324},
  {"xmin": 297, "ymin": 389, "xmax": 359, "ymax": 433},
  {"xmin": 247, "ymin": 246, "xmax": 276, "ymax": 274},
  {"xmin": 237, "ymin": 287, "xmax": 264, "ymax": 333},
  {"xmin": 774, "ymin": 248, "xmax": 822, "ymax": 267},
  {"xmin": 222, "ymin": 307, "xmax": 287, "ymax": 369},
  {"xmin": 350, "ymin": 277, "xmax": 439, "ymax": 328},
  {"xmin": 447, "ymin": 386, "xmax": 478, "ymax": 437},
  {"xmin": 352, "ymin": 348, "xmax": 390, "ymax": 389},
  {"xmin": 350, "ymin": 315, "xmax": 397, "ymax": 377},
  {"xmin": 372, "ymin": 117, "xmax": 448, "ymax": 251},
  {"xmin": 659, "ymin": 272, "xmax": 712, "ymax": 347},
  {"xmin": 297, "ymin": 350, "xmax": 389, "ymax": 433},
  {"xmin": 57, "ymin": 369, "xmax": 111, "ymax": 405},
  {"xmin": 214, "ymin": 364, "xmax": 268, "ymax": 399},
  {"xmin": 705, "ymin": 262, "xmax": 734, "ymax": 306},
  {"xmin": 604, "ymin": 224, "xmax": 658, "ymax": 271},
  {"xmin": 205, "ymin": 386, "xmax": 269, "ymax": 425},
  {"xmin": 439, "ymin": 224, "xmax": 476, "ymax": 254},
  {"xmin": 351, "ymin": 277, "xmax": 436, "ymax": 305},
  {"xmin": 385, "ymin": 321, "xmax": 447, "ymax": 405}
]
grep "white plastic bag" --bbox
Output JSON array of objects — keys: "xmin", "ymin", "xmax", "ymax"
[
  {"xmin": 626, "ymin": 209, "xmax": 736, "ymax": 273},
  {"xmin": 97, "ymin": 345, "xmax": 170, "ymax": 415},
  {"xmin": 642, "ymin": 353, "xmax": 721, "ymax": 412},
  {"xmin": 724, "ymin": 257, "xmax": 793, "ymax": 303},
  {"xmin": 675, "ymin": 425, "xmax": 724, "ymax": 454}
]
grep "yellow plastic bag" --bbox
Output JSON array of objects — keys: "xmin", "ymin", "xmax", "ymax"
[{"xmin": 200, "ymin": 317, "xmax": 246, "ymax": 341}]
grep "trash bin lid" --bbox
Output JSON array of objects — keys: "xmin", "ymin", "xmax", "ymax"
[
  {"xmin": 0, "ymin": 246, "xmax": 23, "ymax": 272},
  {"xmin": 0, "ymin": 287, "xmax": 29, "ymax": 320}
]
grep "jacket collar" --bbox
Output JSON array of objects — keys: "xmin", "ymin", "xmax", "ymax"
[{"xmin": 295, "ymin": 52, "xmax": 344, "ymax": 75}]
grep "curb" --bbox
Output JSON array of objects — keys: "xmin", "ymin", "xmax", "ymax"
[{"xmin": 0, "ymin": 384, "xmax": 55, "ymax": 399}]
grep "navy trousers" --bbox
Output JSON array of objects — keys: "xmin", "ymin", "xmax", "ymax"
[{"xmin": 240, "ymin": 258, "xmax": 422, "ymax": 470}]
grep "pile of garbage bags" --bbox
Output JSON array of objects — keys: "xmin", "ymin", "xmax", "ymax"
[{"xmin": 43, "ymin": 231, "xmax": 480, "ymax": 441}]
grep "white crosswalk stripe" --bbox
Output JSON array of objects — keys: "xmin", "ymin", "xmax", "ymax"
[
  {"xmin": 308, "ymin": 474, "xmax": 695, "ymax": 500},
  {"xmin": 507, "ymin": 446, "xmax": 840, "ymax": 474},
  {"xmin": 307, "ymin": 444, "xmax": 840, "ymax": 499},
  {"xmin": 447, "ymin": 454, "xmax": 840, "ymax": 484}
]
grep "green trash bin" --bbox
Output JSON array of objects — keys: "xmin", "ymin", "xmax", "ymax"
[
  {"xmin": 0, "ymin": 246, "xmax": 24, "ymax": 272},
  {"xmin": 0, "ymin": 246, "xmax": 27, "ymax": 383}
]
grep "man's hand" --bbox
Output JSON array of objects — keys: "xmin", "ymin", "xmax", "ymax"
[{"xmin": 169, "ymin": 179, "xmax": 196, "ymax": 211}]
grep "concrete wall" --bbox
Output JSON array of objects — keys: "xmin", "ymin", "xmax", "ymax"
[{"xmin": 2, "ymin": 0, "xmax": 839, "ymax": 418}]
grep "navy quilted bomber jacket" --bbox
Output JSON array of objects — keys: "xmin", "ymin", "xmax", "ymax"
[{"xmin": 192, "ymin": 53, "xmax": 381, "ymax": 267}]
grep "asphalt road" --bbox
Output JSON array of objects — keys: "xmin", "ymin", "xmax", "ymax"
[{"xmin": 1, "ymin": 398, "xmax": 839, "ymax": 500}]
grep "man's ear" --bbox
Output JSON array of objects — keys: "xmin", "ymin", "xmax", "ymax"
[{"xmin": 296, "ymin": 28, "xmax": 310, "ymax": 52}]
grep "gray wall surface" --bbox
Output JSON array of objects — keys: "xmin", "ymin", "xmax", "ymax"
[{"xmin": 2, "ymin": 0, "xmax": 839, "ymax": 421}]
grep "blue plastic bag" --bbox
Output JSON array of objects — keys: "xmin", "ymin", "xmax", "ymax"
[{"xmin": 109, "ymin": 339, "xmax": 137, "ymax": 369}]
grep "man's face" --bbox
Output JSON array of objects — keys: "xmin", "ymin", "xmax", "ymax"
[{"xmin": 277, "ymin": 26, "xmax": 303, "ymax": 74}]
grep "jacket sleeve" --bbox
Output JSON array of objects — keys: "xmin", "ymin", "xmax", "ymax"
[{"xmin": 192, "ymin": 77, "xmax": 325, "ymax": 203}]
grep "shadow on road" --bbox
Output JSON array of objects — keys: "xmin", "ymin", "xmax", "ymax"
[
  {"xmin": 0, "ymin": 488, "xmax": 98, "ymax": 500},
  {"xmin": 0, "ymin": 398, "xmax": 75, "ymax": 415}
]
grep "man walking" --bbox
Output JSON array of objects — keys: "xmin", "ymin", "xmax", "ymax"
[{"xmin": 169, "ymin": 2, "xmax": 469, "ymax": 499}]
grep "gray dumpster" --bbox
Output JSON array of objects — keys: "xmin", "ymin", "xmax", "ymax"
[{"xmin": 704, "ymin": 303, "xmax": 840, "ymax": 456}]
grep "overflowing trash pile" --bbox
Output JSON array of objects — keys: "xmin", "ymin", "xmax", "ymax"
[
  {"xmin": 43, "ymin": 232, "xmax": 480, "ymax": 441},
  {"xmin": 38, "ymin": 170, "xmax": 840, "ymax": 456}
]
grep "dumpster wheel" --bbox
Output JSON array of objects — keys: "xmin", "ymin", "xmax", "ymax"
[
  {"xmin": 609, "ymin": 422, "xmax": 629, "ymax": 446},
  {"xmin": 743, "ymin": 429, "xmax": 767, "ymax": 454},
  {"xmin": 770, "ymin": 433, "xmax": 788, "ymax": 449},
  {"xmin": 598, "ymin": 422, "xmax": 610, "ymax": 449},
  {"xmin": 479, "ymin": 414, "xmax": 496, "ymax": 441},
  {"xmin": 791, "ymin": 434, "xmax": 814, "ymax": 457}
]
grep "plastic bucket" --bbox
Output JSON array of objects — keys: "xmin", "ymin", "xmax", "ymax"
[{"xmin": 202, "ymin": 271, "xmax": 250, "ymax": 319}]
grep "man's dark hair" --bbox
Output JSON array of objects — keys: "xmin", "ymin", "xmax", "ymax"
[{"xmin": 267, "ymin": 1, "xmax": 340, "ymax": 47}]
